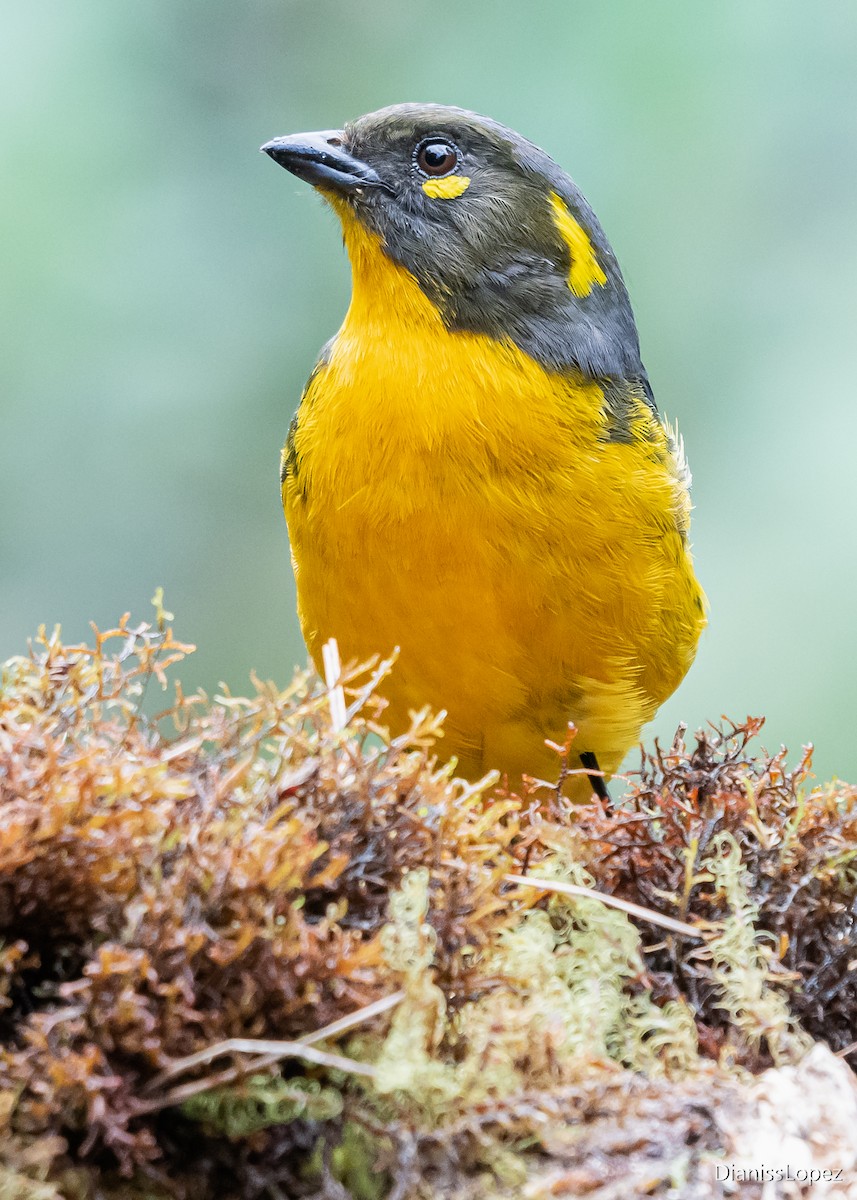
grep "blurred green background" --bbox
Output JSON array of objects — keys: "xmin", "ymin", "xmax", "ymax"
[{"xmin": 3, "ymin": 1, "xmax": 856, "ymax": 783}]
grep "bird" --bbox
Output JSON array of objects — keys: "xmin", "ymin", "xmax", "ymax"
[{"xmin": 261, "ymin": 103, "xmax": 706, "ymax": 800}]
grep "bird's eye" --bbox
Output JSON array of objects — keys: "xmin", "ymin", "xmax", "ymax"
[{"xmin": 415, "ymin": 138, "xmax": 460, "ymax": 177}]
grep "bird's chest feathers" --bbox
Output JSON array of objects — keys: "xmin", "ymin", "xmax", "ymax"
[{"xmin": 291, "ymin": 234, "xmax": 608, "ymax": 539}]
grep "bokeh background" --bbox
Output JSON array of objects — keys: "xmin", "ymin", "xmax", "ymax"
[{"xmin": 3, "ymin": 2, "xmax": 856, "ymax": 783}]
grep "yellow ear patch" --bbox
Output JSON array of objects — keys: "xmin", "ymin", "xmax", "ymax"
[
  {"xmin": 422, "ymin": 175, "xmax": 471, "ymax": 200},
  {"xmin": 549, "ymin": 192, "xmax": 607, "ymax": 298}
]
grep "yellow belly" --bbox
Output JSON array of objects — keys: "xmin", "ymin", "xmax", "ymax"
[{"xmin": 283, "ymin": 223, "xmax": 705, "ymax": 794}]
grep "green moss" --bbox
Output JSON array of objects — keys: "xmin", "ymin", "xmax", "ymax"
[{"xmin": 181, "ymin": 1075, "xmax": 344, "ymax": 1136}]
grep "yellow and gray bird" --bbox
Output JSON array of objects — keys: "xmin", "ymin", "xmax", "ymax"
[{"xmin": 262, "ymin": 103, "xmax": 706, "ymax": 798}]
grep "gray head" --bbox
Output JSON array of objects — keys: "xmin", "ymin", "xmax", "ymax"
[{"xmin": 262, "ymin": 102, "xmax": 651, "ymax": 394}]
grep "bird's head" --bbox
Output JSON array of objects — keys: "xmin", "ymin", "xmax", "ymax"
[{"xmin": 262, "ymin": 102, "xmax": 647, "ymax": 384}]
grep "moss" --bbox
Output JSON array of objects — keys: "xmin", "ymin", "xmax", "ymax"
[
  {"xmin": 1, "ymin": 612, "xmax": 856, "ymax": 1197},
  {"xmin": 180, "ymin": 1076, "xmax": 344, "ymax": 1137},
  {"xmin": 705, "ymin": 832, "xmax": 810, "ymax": 1065}
]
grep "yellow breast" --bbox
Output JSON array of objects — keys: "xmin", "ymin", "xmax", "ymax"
[{"xmin": 283, "ymin": 209, "xmax": 705, "ymax": 793}]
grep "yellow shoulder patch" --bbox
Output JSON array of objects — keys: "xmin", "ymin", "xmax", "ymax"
[
  {"xmin": 422, "ymin": 175, "xmax": 471, "ymax": 200},
  {"xmin": 549, "ymin": 191, "xmax": 607, "ymax": 298}
]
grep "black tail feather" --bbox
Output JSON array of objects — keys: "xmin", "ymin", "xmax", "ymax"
[{"xmin": 579, "ymin": 751, "xmax": 611, "ymax": 802}]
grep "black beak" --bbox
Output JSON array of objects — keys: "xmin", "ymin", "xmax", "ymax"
[{"xmin": 260, "ymin": 130, "xmax": 391, "ymax": 195}]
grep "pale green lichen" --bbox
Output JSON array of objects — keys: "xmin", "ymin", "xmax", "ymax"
[
  {"xmin": 705, "ymin": 832, "xmax": 810, "ymax": 1065},
  {"xmin": 373, "ymin": 868, "xmax": 459, "ymax": 1116},
  {"xmin": 371, "ymin": 857, "xmax": 700, "ymax": 1131}
]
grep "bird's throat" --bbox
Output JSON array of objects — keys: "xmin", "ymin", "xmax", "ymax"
[{"xmin": 328, "ymin": 197, "xmax": 444, "ymax": 338}]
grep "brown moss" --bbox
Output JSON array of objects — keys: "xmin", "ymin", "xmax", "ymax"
[
  {"xmin": 565, "ymin": 720, "xmax": 857, "ymax": 1062},
  {"xmin": 1, "ymin": 615, "xmax": 856, "ymax": 1198},
  {"xmin": 0, "ymin": 618, "xmax": 524, "ymax": 1188}
]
